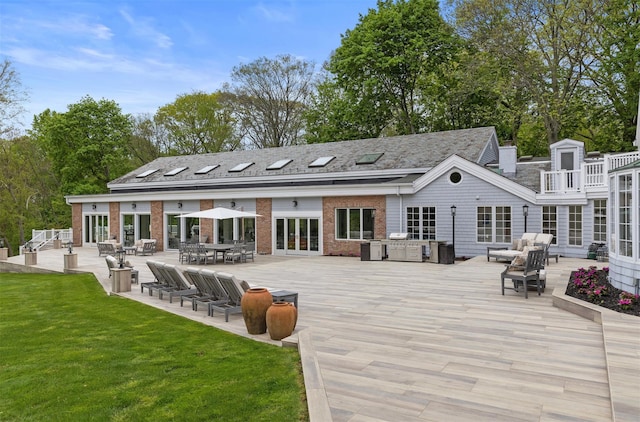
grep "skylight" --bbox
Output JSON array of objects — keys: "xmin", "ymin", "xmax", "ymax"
[
  {"xmin": 267, "ymin": 159, "xmax": 292, "ymax": 170},
  {"xmin": 164, "ymin": 167, "xmax": 187, "ymax": 176},
  {"xmin": 309, "ymin": 156, "xmax": 335, "ymax": 167},
  {"xmin": 195, "ymin": 165, "xmax": 219, "ymax": 174},
  {"xmin": 356, "ymin": 153, "xmax": 384, "ymax": 165},
  {"xmin": 229, "ymin": 162, "xmax": 254, "ymax": 172},
  {"xmin": 136, "ymin": 169, "xmax": 158, "ymax": 178}
]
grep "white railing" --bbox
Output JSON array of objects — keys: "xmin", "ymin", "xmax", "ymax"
[
  {"xmin": 540, "ymin": 150, "xmax": 640, "ymax": 194},
  {"xmin": 20, "ymin": 228, "xmax": 73, "ymax": 254}
]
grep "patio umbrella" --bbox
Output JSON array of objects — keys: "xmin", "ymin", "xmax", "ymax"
[{"xmin": 180, "ymin": 207, "xmax": 261, "ymax": 219}]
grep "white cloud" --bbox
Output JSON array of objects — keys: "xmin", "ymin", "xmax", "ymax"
[
  {"xmin": 253, "ymin": 2, "xmax": 294, "ymax": 23},
  {"xmin": 119, "ymin": 8, "xmax": 173, "ymax": 49}
]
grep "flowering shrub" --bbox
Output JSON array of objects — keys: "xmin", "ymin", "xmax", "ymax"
[
  {"xmin": 619, "ymin": 292, "xmax": 639, "ymax": 311},
  {"xmin": 571, "ymin": 266, "xmax": 610, "ymax": 304},
  {"xmin": 567, "ymin": 266, "xmax": 639, "ymax": 317}
]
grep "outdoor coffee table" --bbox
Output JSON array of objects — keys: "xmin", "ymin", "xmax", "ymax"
[
  {"xmin": 270, "ymin": 290, "xmax": 298, "ymax": 308},
  {"xmin": 123, "ymin": 246, "xmax": 136, "ymax": 255}
]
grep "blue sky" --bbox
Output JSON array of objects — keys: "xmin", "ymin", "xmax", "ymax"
[{"xmin": 0, "ymin": 0, "xmax": 379, "ymax": 127}]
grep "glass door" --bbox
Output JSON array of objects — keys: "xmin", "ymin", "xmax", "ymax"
[
  {"xmin": 275, "ymin": 217, "xmax": 320, "ymax": 255},
  {"xmin": 84, "ymin": 214, "xmax": 109, "ymax": 246}
]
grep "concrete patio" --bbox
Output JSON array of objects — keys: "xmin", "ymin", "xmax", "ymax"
[{"xmin": 1, "ymin": 247, "xmax": 639, "ymax": 421}]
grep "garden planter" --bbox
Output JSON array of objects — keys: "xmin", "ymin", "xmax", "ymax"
[
  {"xmin": 241, "ymin": 288, "xmax": 273, "ymax": 334},
  {"xmin": 266, "ymin": 302, "xmax": 297, "ymax": 340}
]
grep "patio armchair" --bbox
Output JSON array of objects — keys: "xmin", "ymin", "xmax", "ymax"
[
  {"xmin": 500, "ymin": 248, "xmax": 546, "ymax": 299},
  {"xmin": 134, "ymin": 239, "xmax": 156, "ymax": 256},
  {"xmin": 224, "ymin": 243, "xmax": 244, "ymax": 264},
  {"xmin": 242, "ymin": 242, "xmax": 255, "ymax": 262},
  {"xmin": 97, "ymin": 242, "xmax": 117, "ymax": 257},
  {"xmin": 105, "ymin": 255, "xmax": 138, "ymax": 284}
]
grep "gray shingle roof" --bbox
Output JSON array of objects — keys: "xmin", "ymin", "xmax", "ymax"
[{"xmin": 109, "ymin": 127, "xmax": 497, "ymax": 190}]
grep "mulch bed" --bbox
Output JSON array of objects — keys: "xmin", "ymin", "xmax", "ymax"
[{"xmin": 566, "ymin": 268, "xmax": 640, "ymax": 317}]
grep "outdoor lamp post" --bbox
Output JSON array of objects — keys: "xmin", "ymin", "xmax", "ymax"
[
  {"xmin": 450, "ymin": 205, "xmax": 457, "ymax": 258},
  {"xmin": 66, "ymin": 241, "xmax": 73, "ymax": 254},
  {"xmin": 523, "ymin": 204, "xmax": 529, "ymax": 232},
  {"xmin": 116, "ymin": 249, "xmax": 125, "ymax": 269}
]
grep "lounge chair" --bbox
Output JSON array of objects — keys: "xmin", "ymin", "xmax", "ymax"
[
  {"xmin": 501, "ymin": 249, "xmax": 546, "ymax": 299},
  {"xmin": 97, "ymin": 242, "xmax": 117, "ymax": 257},
  {"xmin": 187, "ymin": 269, "xmax": 231, "ymax": 314},
  {"xmin": 210, "ymin": 271, "xmax": 246, "ymax": 321},
  {"xmin": 134, "ymin": 239, "xmax": 156, "ymax": 256},
  {"xmin": 156, "ymin": 264, "xmax": 196, "ymax": 303},
  {"xmin": 180, "ymin": 268, "xmax": 223, "ymax": 311},
  {"xmin": 142, "ymin": 260, "xmax": 171, "ymax": 296}
]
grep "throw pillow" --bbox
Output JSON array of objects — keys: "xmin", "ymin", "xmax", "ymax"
[
  {"xmin": 240, "ymin": 280, "xmax": 251, "ymax": 292},
  {"xmin": 516, "ymin": 239, "xmax": 525, "ymax": 251}
]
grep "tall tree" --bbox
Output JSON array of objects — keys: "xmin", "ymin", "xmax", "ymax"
[
  {"xmin": 224, "ymin": 54, "xmax": 315, "ymax": 148},
  {"xmin": 454, "ymin": 0, "xmax": 601, "ymax": 148},
  {"xmin": 30, "ymin": 96, "xmax": 133, "ymax": 195},
  {"xmin": 129, "ymin": 113, "xmax": 163, "ymax": 164},
  {"xmin": 0, "ymin": 58, "xmax": 28, "ymax": 138},
  {"xmin": 154, "ymin": 91, "xmax": 240, "ymax": 155},
  {"xmin": 585, "ymin": 0, "xmax": 640, "ymax": 150},
  {"xmin": 327, "ymin": 0, "xmax": 459, "ymax": 136}
]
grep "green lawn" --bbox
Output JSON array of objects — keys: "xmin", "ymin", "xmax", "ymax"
[{"xmin": 0, "ymin": 273, "xmax": 307, "ymax": 421}]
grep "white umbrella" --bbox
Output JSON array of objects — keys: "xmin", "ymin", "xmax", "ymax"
[{"xmin": 180, "ymin": 207, "xmax": 261, "ymax": 219}]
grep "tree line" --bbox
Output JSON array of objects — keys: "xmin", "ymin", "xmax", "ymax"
[{"xmin": 0, "ymin": 0, "xmax": 638, "ymax": 252}]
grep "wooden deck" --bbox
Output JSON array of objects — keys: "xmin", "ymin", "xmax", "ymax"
[{"xmin": 2, "ymin": 248, "xmax": 639, "ymax": 421}]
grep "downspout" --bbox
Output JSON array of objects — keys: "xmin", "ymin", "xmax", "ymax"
[{"xmin": 397, "ymin": 186, "xmax": 403, "ymax": 233}]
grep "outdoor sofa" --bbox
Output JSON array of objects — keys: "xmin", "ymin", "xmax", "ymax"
[{"xmin": 487, "ymin": 233, "xmax": 555, "ymax": 264}]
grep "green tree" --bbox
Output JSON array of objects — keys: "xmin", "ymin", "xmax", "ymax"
[
  {"xmin": 454, "ymin": 0, "xmax": 602, "ymax": 149},
  {"xmin": 326, "ymin": 0, "xmax": 459, "ymax": 136},
  {"xmin": 0, "ymin": 58, "xmax": 28, "ymax": 138},
  {"xmin": 224, "ymin": 54, "xmax": 316, "ymax": 148},
  {"xmin": 0, "ymin": 136, "xmax": 64, "ymax": 252},
  {"xmin": 129, "ymin": 113, "xmax": 163, "ymax": 164},
  {"xmin": 30, "ymin": 96, "xmax": 133, "ymax": 195},
  {"xmin": 154, "ymin": 91, "xmax": 240, "ymax": 155},
  {"xmin": 585, "ymin": 0, "xmax": 640, "ymax": 150}
]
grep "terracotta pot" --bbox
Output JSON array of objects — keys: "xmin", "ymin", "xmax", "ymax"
[
  {"xmin": 241, "ymin": 288, "xmax": 273, "ymax": 334},
  {"xmin": 266, "ymin": 302, "xmax": 297, "ymax": 340}
]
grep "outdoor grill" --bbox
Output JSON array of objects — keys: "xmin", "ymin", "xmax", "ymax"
[{"xmin": 386, "ymin": 233, "xmax": 426, "ymax": 262}]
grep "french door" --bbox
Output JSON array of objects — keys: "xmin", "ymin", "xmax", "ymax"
[
  {"xmin": 84, "ymin": 214, "xmax": 109, "ymax": 246},
  {"xmin": 275, "ymin": 217, "xmax": 320, "ymax": 255}
]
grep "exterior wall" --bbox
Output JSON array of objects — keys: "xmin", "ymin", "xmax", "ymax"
[
  {"xmin": 150, "ymin": 201, "xmax": 164, "ymax": 251},
  {"xmin": 256, "ymin": 198, "xmax": 272, "ymax": 255},
  {"xmin": 109, "ymin": 202, "xmax": 120, "ymax": 242},
  {"xmin": 322, "ymin": 196, "xmax": 386, "ymax": 256},
  {"xmin": 72, "ymin": 203, "xmax": 82, "ymax": 246},
  {"xmin": 200, "ymin": 199, "xmax": 214, "ymax": 242},
  {"xmin": 608, "ymin": 256, "xmax": 639, "ymax": 294}
]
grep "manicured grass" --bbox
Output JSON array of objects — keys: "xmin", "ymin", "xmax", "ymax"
[{"xmin": 0, "ymin": 273, "xmax": 308, "ymax": 421}]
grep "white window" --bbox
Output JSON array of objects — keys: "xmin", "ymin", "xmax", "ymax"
[
  {"xmin": 407, "ymin": 207, "xmax": 436, "ymax": 240},
  {"xmin": 542, "ymin": 206, "xmax": 557, "ymax": 245},
  {"xmin": 593, "ymin": 199, "xmax": 606, "ymax": 243},
  {"xmin": 336, "ymin": 208, "xmax": 375, "ymax": 240},
  {"xmin": 619, "ymin": 174, "xmax": 632, "ymax": 256},
  {"xmin": 476, "ymin": 206, "xmax": 511, "ymax": 243},
  {"xmin": 568, "ymin": 205, "xmax": 583, "ymax": 246}
]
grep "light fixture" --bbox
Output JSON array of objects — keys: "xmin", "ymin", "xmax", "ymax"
[
  {"xmin": 450, "ymin": 205, "xmax": 456, "ymax": 216},
  {"xmin": 66, "ymin": 241, "xmax": 73, "ymax": 254},
  {"xmin": 132, "ymin": 203, "xmax": 137, "ymax": 210},
  {"xmin": 92, "ymin": 203, "xmax": 97, "ymax": 211},
  {"xmin": 522, "ymin": 204, "xmax": 529, "ymax": 217},
  {"xmin": 178, "ymin": 202, "xmax": 182, "ymax": 209},
  {"xmin": 230, "ymin": 201, "xmax": 236, "ymax": 208},
  {"xmin": 292, "ymin": 200, "xmax": 298, "ymax": 207}
]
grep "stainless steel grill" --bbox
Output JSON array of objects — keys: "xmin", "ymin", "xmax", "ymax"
[{"xmin": 385, "ymin": 233, "xmax": 427, "ymax": 262}]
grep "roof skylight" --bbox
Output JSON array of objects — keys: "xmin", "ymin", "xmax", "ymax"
[
  {"xmin": 309, "ymin": 156, "xmax": 335, "ymax": 167},
  {"xmin": 356, "ymin": 153, "xmax": 384, "ymax": 165},
  {"xmin": 267, "ymin": 159, "xmax": 293, "ymax": 170},
  {"xmin": 229, "ymin": 162, "xmax": 254, "ymax": 172},
  {"xmin": 164, "ymin": 167, "xmax": 187, "ymax": 176},
  {"xmin": 195, "ymin": 165, "xmax": 219, "ymax": 174},
  {"xmin": 136, "ymin": 169, "xmax": 158, "ymax": 178}
]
